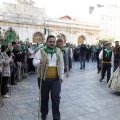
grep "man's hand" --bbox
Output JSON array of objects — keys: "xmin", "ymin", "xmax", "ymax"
[{"xmin": 40, "ymin": 57, "xmax": 45, "ymax": 64}]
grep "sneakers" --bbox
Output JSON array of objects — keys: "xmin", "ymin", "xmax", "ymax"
[{"xmin": 3, "ymin": 95, "xmax": 10, "ymax": 98}]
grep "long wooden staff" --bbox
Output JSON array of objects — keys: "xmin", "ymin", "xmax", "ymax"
[
  {"xmin": 38, "ymin": 47, "xmax": 45, "ymax": 120},
  {"xmin": 38, "ymin": 65, "xmax": 43, "ymax": 120}
]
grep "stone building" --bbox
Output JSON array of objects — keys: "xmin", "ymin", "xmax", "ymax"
[{"xmin": 0, "ymin": 0, "xmax": 100, "ymax": 45}]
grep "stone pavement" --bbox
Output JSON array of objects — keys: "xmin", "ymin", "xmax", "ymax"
[{"xmin": 0, "ymin": 62, "xmax": 120, "ymax": 120}]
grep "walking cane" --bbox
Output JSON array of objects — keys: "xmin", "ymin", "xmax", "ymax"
[
  {"xmin": 0, "ymin": 73, "xmax": 4, "ymax": 107},
  {"xmin": 38, "ymin": 65, "xmax": 43, "ymax": 120}
]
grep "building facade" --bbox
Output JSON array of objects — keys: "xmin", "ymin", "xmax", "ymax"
[
  {"xmin": 99, "ymin": 5, "xmax": 120, "ymax": 42},
  {"xmin": 0, "ymin": 0, "xmax": 100, "ymax": 45}
]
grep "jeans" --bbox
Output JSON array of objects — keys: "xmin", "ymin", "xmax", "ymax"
[
  {"xmin": 80, "ymin": 56, "xmax": 85, "ymax": 69},
  {"xmin": 92, "ymin": 53, "xmax": 95, "ymax": 62},
  {"xmin": 114, "ymin": 59, "xmax": 120, "ymax": 72}
]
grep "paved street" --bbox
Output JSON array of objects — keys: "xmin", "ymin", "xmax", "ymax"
[{"xmin": 0, "ymin": 62, "xmax": 120, "ymax": 120}]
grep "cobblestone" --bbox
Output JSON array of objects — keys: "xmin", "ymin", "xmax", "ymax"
[{"xmin": 0, "ymin": 62, "xmax": 120, "ymax": 120}]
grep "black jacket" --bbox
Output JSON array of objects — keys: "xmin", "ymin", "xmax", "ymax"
[
  {"xmin": 79, "ymin": 45, "xmax": 87, "ymax": 57},
  {"xmin": 12, "ymin": 48, "xmax": 22, "ymax": 64}
]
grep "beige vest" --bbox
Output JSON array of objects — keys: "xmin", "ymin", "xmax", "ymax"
[{"xmin": 38, "ymin": 47, "xmax": 61, "ymax": 80}]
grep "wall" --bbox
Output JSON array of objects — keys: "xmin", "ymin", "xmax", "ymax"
[{"xmin": 0, "ymin": 20, "xmax": 99, "ymax": 45}]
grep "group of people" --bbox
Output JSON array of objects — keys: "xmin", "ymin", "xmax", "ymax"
[
  {"xmin": 0, "ymin": 34, "xmax": 120, "ymax": 120},
  {"xmin": 0, "ymin": 35, "xmax": 74, "ymax": 119},
  {"xmin": 0, "ymin": 40, "xmax": 40, "ymax": 98},
  {"xmin": 73, "ymin": 44, "xmax": 102, "ymax": 70},
  {"xmin": 96, "ymin": 41, "xmax": 120, "ymax": 84},
  {"xmin": 73, "ymin": 41, "xmax": 120, "ymax": 84}
]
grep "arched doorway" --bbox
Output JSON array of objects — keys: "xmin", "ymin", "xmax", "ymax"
[
  {"xmin": 57, "ymin": 34, "xmax": 66, "ymax": 44},
  {"xmin": 78, "ymin": 35, "xmax": 85, "ymax": 45},
  {"xmin": 33, "ymin": 32, "xmax": 43, "ymax": 43}
]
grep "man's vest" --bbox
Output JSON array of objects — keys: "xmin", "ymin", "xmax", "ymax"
[
  {"xmin": 38, "ymin": 47, "xmax": 61, "ymax": 80},
  {"xmin": 103, "ymin": 50, "xmax": 112, "ymax": 63}
]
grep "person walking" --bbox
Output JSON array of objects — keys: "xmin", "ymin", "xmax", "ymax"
[
  {"xmin": 33, "ymin": 35, "xmax": 64, "ymax": 120},
  {"xmin": 96, "ymin": 44, "xmax": 102, "ymax": 73},
  {"xmin": 56, "ymin": 38, "xmax": 69, "ymax": 78},
  {"xmin": 113, "ymin": 41, "xmax": 120, "ymax": 72},
  {"xmin": 99, "ymin": 42, "xmax": 114, "ymax": 83},
  {"xmin": 66, "ymin": 43, "xmax": 73, "ymax": 71},
  {"xmin": 79, "ymin": 43, "xmax": 87, "ymax": 69}
]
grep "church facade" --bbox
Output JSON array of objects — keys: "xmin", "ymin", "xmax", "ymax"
[{"xmin": 0, "ymin": 0, "xmax": 100, "ymax": 45}]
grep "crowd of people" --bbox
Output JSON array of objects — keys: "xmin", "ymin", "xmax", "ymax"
[
  {"xmin": 0, "ymin": 41, "xmax": 40, "ymax": 98},
  {"xmin": 73, "ymin": 41, "xmax": 120, "ymax": 86},
  {"xmin": 0, "ymin": 35, "xmax": 120, "ymax": 120},
  {"xmin": 73, "ymin": 42, "xmax": 120, "ymax": 76}
]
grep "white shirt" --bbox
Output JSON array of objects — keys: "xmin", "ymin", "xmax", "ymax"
[
  {"xmin": 99, "ymin": 50, "xmax": 114, "ymax": 66},
  {"xmin": 28, "ymin": 48, "xmax": 35, "ymax": 58},
  {"xmin": 33, "ymin": 49, "xmax": 64, "ymax": 79}
]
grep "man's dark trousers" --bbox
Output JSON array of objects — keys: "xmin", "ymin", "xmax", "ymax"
[
  {"xmin": 101, "ymin": 63, "xmax": 111, "ymax": 83},
  {"xmin": 80, "ymin": 55, "xmax": 85, "ymax": 69},
  {"xmin": 96, "ymin": 59, "xmax": 101, "ymax": 72},
  {"xmin": 114, "ymin": 59, "xmax": 119, "ymax": 72},
  {"xmin": 38, "ymin": 78, "xmax": 61, "ymax": 120}
]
